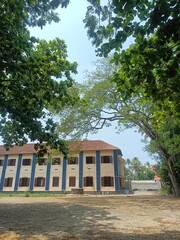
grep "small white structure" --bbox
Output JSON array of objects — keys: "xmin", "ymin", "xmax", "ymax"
[{"xmin": 131, "ymin": 180, "xmax": 161, "ymax": 191}]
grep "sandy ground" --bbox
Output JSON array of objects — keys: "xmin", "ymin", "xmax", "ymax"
[{"xmin": 0, "ymin": 192, "xmax": 180, "ymax": 240}]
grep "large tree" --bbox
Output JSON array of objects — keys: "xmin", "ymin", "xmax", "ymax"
[
  {"xmin": 0, "ymin": 0, "xmax": 76, "ymax": 155},
  {"xmin": 82, "ymin": 0, "xmax": 180, "ymax": 195},
  {"xmin": 55, "ymin": 57, "xmax": 180, "ymax": 196}
]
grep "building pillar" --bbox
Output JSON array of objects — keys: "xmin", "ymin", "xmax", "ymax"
[
  {"xmin": 14, "ymin": 154, "xmax": 22, "ymax": 191},
  {"xmin": 113, "ymin": 150, "xmax": 121, "ymax": 192},
  {"xmin": 29, "ymin": 154, "xmax": 36, "ymax": 191},
  {"xmin": 45, "ymin": 160, "xmax": 51, "ymax": 191},
  {"xmin": 0, "ymin": 155, "xmax": 8, "ymax": 192},
  {"xmin": 79, "ymin": 151, "xmax": 83, "ymax": 188},
  {"xmin": 96, "ymin": 151, "xmax": 101, "ymax": 192},
  {"xmin": 62, "ymin": 158, "xmax": 67, "ymax": 192}
]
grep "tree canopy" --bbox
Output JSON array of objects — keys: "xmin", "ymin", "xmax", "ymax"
[
  {"xmin": 82, "ymin": 0, "xmax": 180, "ymax": 196},
  {"xmin": 125, "ymin": 157, "xmax": 155, "ymax": 180},
  {"xmin": 55, "ymin": 57, "xmax": 180, "ymax": 196},
  {"xmin": 84, "ymin": 0, "xmax": 180, "ymax": 112},
  {"xmin": 84, "ymin": 0, "xmax": 179, "ymax": 55},
  {"xmin": 0, "ymin": 0, "xmax": 76, "ymax": 155}
]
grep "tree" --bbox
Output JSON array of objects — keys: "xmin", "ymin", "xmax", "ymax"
[
  {"xmin": 55, "ymin": 57, "xmax": 180, "ymax": 196},
  {"xmin": 124, "ymin": 158, "xmax": 155, "ymax": 180},
  {"xmin": 82, "ymin": 1, "xmax": 180, "ymax": 196},
  {"xmin": 0, "ymin": 0, "xmax": 76, "ymax": 156}
]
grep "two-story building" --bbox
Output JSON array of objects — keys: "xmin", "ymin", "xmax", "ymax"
[{"xmin": 0, "ymin": 140, "xmax": 124, "ymax": 193}]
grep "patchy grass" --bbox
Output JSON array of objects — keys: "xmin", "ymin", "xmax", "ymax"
[{"xmin": 0, "ymin": 192, "xmax": 65, "ymax": 198}]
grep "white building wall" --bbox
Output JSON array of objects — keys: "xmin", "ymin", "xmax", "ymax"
[
  {"xmin": 83, "ymin": 151, "xmax": 97, "ymax": 192},
  {"xmin": 100, "ymin": 150, "xmax": 115, "ymax": 192},
  {"xmin": 18, "ymin": 154, "xmax": 33, "ymax": 191},
  {"xmin": 66, "ymin": 153, "xmax": 79, "ymax": 192},
  {"xmin": 3, "ymin": 155, "xmax": 18, "ymax": 191},
  {"xmin": 49, "ymin": 155, "xmax": 63, "ymax": 191},
  {"xmin": 33, "ymin": 154, "xmax": 47, "ymax": 191}
]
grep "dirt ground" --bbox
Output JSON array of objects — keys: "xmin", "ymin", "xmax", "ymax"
[{"xmin": 0, "ymin": 192, "xmax": 180, "ymax": 240}]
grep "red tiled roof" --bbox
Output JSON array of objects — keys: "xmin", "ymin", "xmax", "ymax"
[
  {"xmin": 0, "ymin": 144, "xmax": 38, "ymax": 155},
  {"xmin": 69, "ymin": 140, "xmax": 119, "ymax": 152},
  {"xmin": 154, "ymin": 176, "xmax": 161, "ymax": 181},
  {"xmin": 0, "ymin": 140, "xmax": 120, "ymax": 155}
]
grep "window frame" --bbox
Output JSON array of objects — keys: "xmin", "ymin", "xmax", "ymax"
[
  {"xmin": 34, "ymin": 177, "xmax": 45, "ymax": 187},
  {"xmin": 0, "ymin": 159, "xmax": 3, "ymax": 166},
  {"xmin": 19, "ymin": 177, "xmax": 30, "ymax": 187},
  {"xmin": 22, "ymin": 158, "xmax": 31, "ymax": 166},
  {"xmin": 101, "ymin": 156, "xmax": 113, "ymax": 164},
  {"xmin": 4, "ymin": 177, "xmax": 13, "ymax": 187},
  {"xmin": 52, "ymin": 177, "xmax": 59, "ymax": 187},
  {"xmin": 68, "ymin": 157, "xmax": 78, "ymax": 165},
  {"xmin": 69, "ymin": 176, "xmax": 76, "ymax": 187},
  {"xmin": 86, "ymin": 156, "xmax": 95, "ymax": 164},
  {"xmin": 7, "ymin": 159, "xmax": 16, "ymax": 166},
  {"xmin": 101, "ymin": 176, "xmax": 114, "ymax": 187},
  {"xmin": 84, "ymin": 176, "xmax": 93, "ymax": 187}
]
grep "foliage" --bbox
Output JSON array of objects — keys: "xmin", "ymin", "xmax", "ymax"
[
  {"xmin": 0, "ymin": 0, "xmax": 76, "ymax": 156},
  {"xmin": 55, "ymin": 57, "xmax": 180, "ymax": 195},
  {"xmin": 83, "ymin": 0, "xmax": 180, "ymax": 196},
  {"xmin": 125, "ymin": 158, "xmax": 155, "ymax": 180},
  {"xmin": 84, "ymin": 1, "xmax": 180, "ymax": 114},
  {"xmin": 84, "ymin": 1, "xmax": 179, "ymax": 55}
]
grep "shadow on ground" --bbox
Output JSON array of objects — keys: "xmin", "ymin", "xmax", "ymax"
[{"xmin": 0, "ymin": 198, "xmax": 179, "ymax": 240}]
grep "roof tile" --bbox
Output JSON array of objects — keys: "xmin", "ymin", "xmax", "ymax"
[{"xmin": 0, "ymin": 140, "xmax": 121, "ymax": 155}]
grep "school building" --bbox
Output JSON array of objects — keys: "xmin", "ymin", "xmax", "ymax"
[{"xmin": 0, "ymin": 140, "xmax": 124, "ymax": 193}]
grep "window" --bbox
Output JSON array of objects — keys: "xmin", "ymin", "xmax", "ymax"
[
  {"xmin": 4, "ymin": 178, "xmax": 13, "ymax": 187},
  {"xmin": 34, "ymin": 177, "xmax": 45, "ymax": 187},
  {"xmin": 68, "ymin": 157, "xmax": 78, "ymax": 165},
  {"xmin": 0, "ymin": 159, "xmax": 3, "ymax": 166},
  {"xmin": 52, "ymin": 157, "xmax": 61, "ymax": 165},
  {"xmin": 101, "ymin": 177, "xmax": 114, "ymax": 187},
  {"xmin": 38, "ymin": 158, "xmax": 47, "ymax": 165},
  {"xmin": 86, "ymin": 156, "xmax": 95, "ymax": 164},
  {"xmin": 52, "ymin": 177, "xmax": 59, "ymax": 187},
  {"xmin": 8, "ymin": 159, "xmax": 16, "ymax": 166},
  {"xmin": 84, "ymin": 176, "xmax": 93, "ymax": 187},
  {"xmin": 19, "ymin": 177, "xmax": 30, "ymax": 187},
  {"xmin": 101, "ymin": 156, "xmax": 113, "ymax": 164},
  {"xmin": 22, "ymin": 158, "xmax": 31, "ymax": 166},
  {"xmin": 69, "ymin": 177, "xmax": 76, "ymax": 187}
]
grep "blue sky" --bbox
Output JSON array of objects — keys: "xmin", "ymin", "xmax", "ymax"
[{"xmin": 0, "ymin": 0, "xmax": 155, "ymax": 164}]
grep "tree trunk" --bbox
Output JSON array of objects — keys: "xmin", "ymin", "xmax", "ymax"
[
  {"xmin": 154, "ymin": 141, "xmax": 180, "ymax": 197},
  {"xmin": 166, "ymin": 157, "xmax": 180, "ymax": 197}
]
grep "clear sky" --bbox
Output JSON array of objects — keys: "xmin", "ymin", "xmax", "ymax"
[{"xmin": 0, "ymin": 0, "xmax": 155, "ymax": 164}]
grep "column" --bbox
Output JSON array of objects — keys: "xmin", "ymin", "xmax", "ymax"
[
  {"xmin": 62, "ymin": 158, "xmax": 67, "ymax": 192},
  {"xmin": 0, "ymin": 155, "xmax": 8, "ymax": 191},
  {"xmin": 79, "ymin": 151, "xmax": 83, "ymax": 188},
  {"xmin": 96, "ymin": 151, "xmax": 101, "ymax": 192},
  {"xmin": 14, "ymin": 154, "xmax": 22, "ymax": 191},
  {"xmin": 45, "ymin": 161, "xmax": 51, "ymax": 191},
  {"xmin": 29, "ymin": 154, "xmax": 36, "ymax": 191},
  {"xmin": 113, "ymin": 150, "xmax": 120, "ymax": 192}
]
